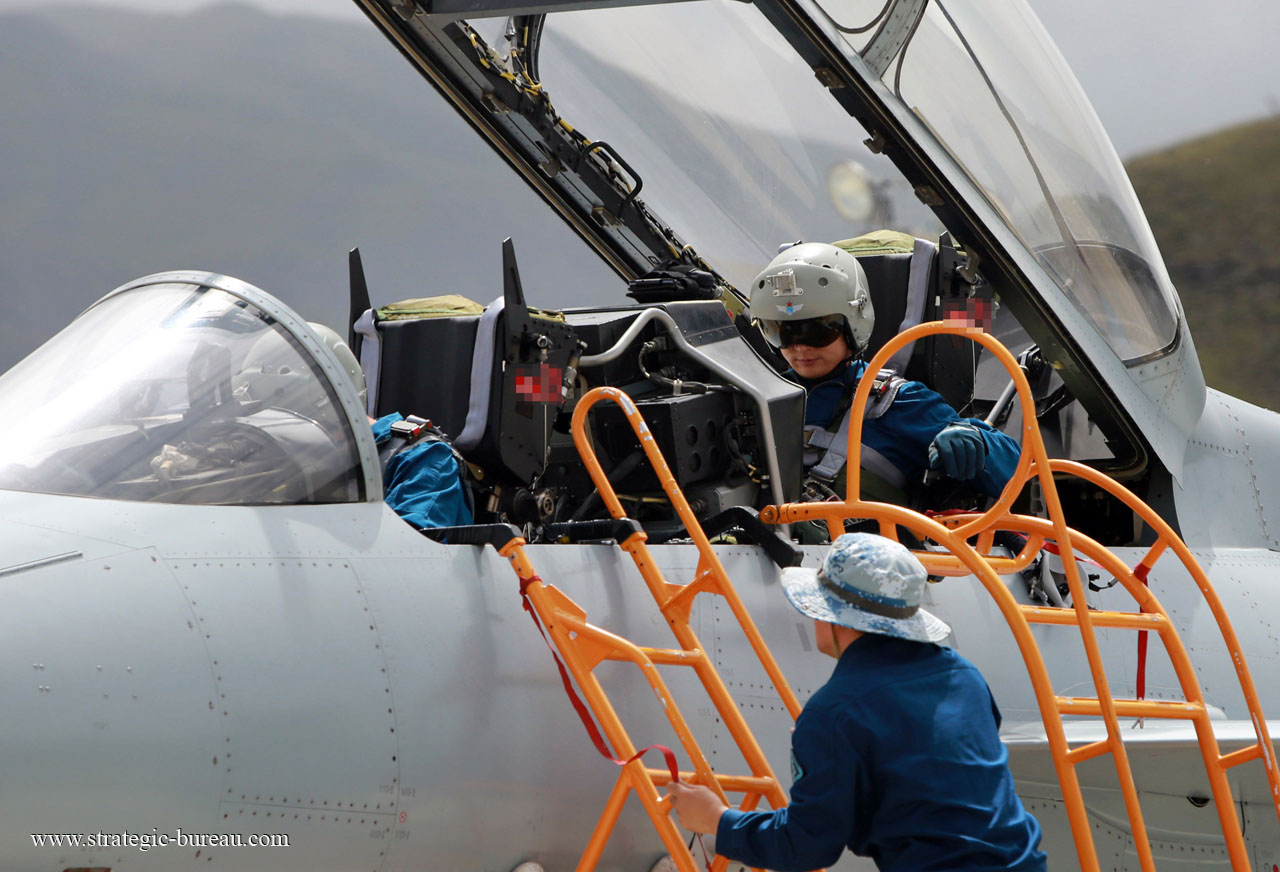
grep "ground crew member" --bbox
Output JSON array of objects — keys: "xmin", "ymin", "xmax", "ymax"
[
  {"xmin": 666, "ymin": 533, "xmax": 1047, "ymax": 871},
  {"xmin": 747, "ymin": 242, "xmax": 1019, "ymax": 507}
]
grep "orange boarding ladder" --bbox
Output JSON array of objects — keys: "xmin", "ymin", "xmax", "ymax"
[
  {"xmin": 488, "ymin": 386, "xmax": 808, "ymax": 872},
  {"xmin": 760, "ymin": 321, "xmax": 1280, "ymax": 872}
]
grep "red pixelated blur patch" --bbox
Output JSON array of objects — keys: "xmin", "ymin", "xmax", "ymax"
[
  {"xmin": 514, "ymin": 364, "xmax": 563, "ymax": 403},
  {"xmin": 941, "ymin": 297, "xmax": 993, "ymax": 333}
]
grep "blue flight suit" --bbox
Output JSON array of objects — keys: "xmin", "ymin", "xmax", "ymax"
[
  {"xmin": 371, "ymin": 413, "xmax": 473, "ymax": 529},
  {"xmin": 716, "ymin": 633, "xmax": 1047, "ymax": 871},
  {"xmin": 798, "ymin": 359, "xmax": 1020, "ymax": 497}
]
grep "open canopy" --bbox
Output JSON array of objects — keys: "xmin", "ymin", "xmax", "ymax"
[{"xmin": 356, "ymin": 0, "xmax": 1206, "ymax": 478}]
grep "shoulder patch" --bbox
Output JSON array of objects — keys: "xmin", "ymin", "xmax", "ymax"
[{"xmin": 790, "ymin": 749, "xmax": 805, "ymax": 784}]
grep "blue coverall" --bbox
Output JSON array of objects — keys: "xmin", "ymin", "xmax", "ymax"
[
  {"xmin": 799, "ymin": 360, "xmax": 1020, "ymax": 496},
  {"xmin": 371, "ymin": 413, "xmax": 473, "ymax": 529},
  {"xmin": 716, "ymin": 633, "xmax": 1047, "ymax": 871}
]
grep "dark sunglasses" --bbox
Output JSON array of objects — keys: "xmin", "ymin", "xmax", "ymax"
[{"xmin": 757, "ymin": 314, "xmax": 846, "ymax": 349}]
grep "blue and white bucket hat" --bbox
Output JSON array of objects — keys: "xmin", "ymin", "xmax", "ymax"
[{"xmin": 780, "ymin": 533, "xmax": 950, "ymax": 643}]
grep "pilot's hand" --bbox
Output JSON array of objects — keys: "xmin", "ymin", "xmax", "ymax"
[
  {"xmin": 665, "ymin": 780, "xmax": 728, "ymax": 835},
  {"xmin": 928, "ymin": 423, "xmax": 987, "ymax": 480}
]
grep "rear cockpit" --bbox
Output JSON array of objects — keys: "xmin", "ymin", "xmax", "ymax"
[
  {"xmin": 350, "ymin": 227, "xmax": 1144, "ymax": 548},
  {"xmin": 346, "ymin": 0, "xmax": 1203, "ymax": 545}
]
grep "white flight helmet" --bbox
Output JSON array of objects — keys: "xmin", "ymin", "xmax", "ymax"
[
  {"xmin": 749, "ymin": 242, "xmax": 874, "ymax": 353},
  {"xmin": 233, "ymin": 322, "xmax": 367, "ymax": 414},
  {"xmin": 308, "ymin": 323, "xmax": 368, "ymax": 410}
]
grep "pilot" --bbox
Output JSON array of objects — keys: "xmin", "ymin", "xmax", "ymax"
[
  {"xmin": 302, "ymin": 324, "xmax": 476, "ymax": 530},
  {"xmin": 747, "ymin": 242, "xmax": 1019, "ymax": 523},
  {"xmin": 239, "ymin": 322, "xmax": 471, "ymax": 527}
]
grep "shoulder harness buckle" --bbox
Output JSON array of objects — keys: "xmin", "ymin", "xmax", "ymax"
[{"xmin": 389, "ymin": 414, "xmax": 432, "ymax": 443}]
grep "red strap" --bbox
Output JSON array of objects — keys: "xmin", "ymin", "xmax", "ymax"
[
  {"xmin": 520, "ymin": 574, "xmax": 711, "ymax": 870},
  {"xmin": 1134, "ymin": 563, "xmax": 1151, "ymax": 704},
  {"xmin": 1041, "ymin": 540, "xmax": 1108, "ymax": 572},
  {"xmin": 911, "ymin": 519, "xmax": 1111, "ymax": 573},
  {"xmin": 519, "ymin": 576, "xmax": 681, "ymax": 779}
]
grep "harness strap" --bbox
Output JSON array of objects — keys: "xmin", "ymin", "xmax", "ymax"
[
  {"xmin": 456, "ymin": 296, "xmax": 505, "ymax": 453},
  {"xmin": 805, "ymin": 371, "xmax": 907, "ymax": 488},
  {"xmin": 354, "ymin": 308, "xmax": 380, "ymax": 416},
  {"xmin": 886, "ymin": 237, "xmax": 937, "ymax": 374},
  {"xmin": 377, "ymin": 414, "xmax": 432, "ymax": 467}
]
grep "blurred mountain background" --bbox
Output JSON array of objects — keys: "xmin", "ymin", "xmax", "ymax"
[
  {"xmin": 0, "ymin": 3, "xmax": 618, "ymax": 369},
  {"xmin": 0, "ymin": 3, "xmax": 1277, "ymax": 410},
  {"xmin": 1126, "ymin": 118, "xmax": 1280, "ymax": 409}
]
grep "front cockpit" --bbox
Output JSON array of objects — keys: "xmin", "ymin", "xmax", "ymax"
[{"xmin": 0, "ymin": 274, "xmax": 377, "ymax": 506}]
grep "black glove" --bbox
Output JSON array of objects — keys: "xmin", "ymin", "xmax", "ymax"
[{"xmin": 927, "ymin": 423, "xmax": 987, "ymax": 480}]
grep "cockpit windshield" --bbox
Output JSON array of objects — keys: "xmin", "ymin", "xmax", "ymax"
[
  {"xmin": 522, "ymin": 0, "xmax": 1179, "ymax": 363},
  {"xmin": 837, "ymin": 0, "xmax": 1180, "ymax": 362},
  {"xmin": 0, "ymin": 283, "xmax": 365, "ymax": 505}
]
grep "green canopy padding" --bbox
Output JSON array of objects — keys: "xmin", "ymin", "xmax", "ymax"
[
  {"xmin": 377, "ymin": 295, "xmax": 485, "ymax": 321},
  {"xmin": 831, "ymin": 229, "xmax": 919, "ymax": 257},
  {"xmin": 376, "ymin": 295, "xmax": 567, "ymax": 323}
]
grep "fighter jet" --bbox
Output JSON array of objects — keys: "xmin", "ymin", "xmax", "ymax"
[{"xmin": 2, "ymin": 1, "xmax": 1278, "ymax": 871}]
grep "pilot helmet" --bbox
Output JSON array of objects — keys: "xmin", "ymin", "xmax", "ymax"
[
  {"xmin": 309, "ymin": 323, "xmax": 368, "ymax": 410},
  {"xmin": 233, "ymin": 322, "xmax": 367, "ymax": 414},
  {"xmin": 748, "ymin": 242, "xmax": 874, "ymax": 354}
]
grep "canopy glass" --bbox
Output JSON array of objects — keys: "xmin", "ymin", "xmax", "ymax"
[
  {"xmin": 0, "ymin": 284, "xmax": 365, "ymax": 504},
  {"xmin": 530, "ymin": 0, "xmax": 1179, "ymax": 363}
]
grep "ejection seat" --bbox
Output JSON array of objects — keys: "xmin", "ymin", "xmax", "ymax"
[
  {"xmin": 835, "ymin": 229, "xmax": 991, "ymax": 416},
  {"xmin": 349, "ymin": 240, "xmax": 579, "ymax": 517},
  {"xmin": 825, "ymin": 229, "xmax": 999, "ymax": 516}
]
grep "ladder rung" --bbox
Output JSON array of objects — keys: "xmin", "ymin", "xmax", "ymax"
[
  {"xmin": 1220, "ymin": 744, "xmax": 1263, "ymax": 769},
  {"xmin": 1021, "ymin": 606, "xmax": 1168, "ymax": 631},
  {"xmin": 1065, "ymin": 739, "xmax": 1112, "ymax": 765},
  {"xmin": 921, "ymin": 554, "xmax": 1027, "ymax": 578},
  {"xmin": 645, "ymin": 768, "xmax": 777, "ymax": 794},
  {"xmin": 1056, "ymin": 696, "xmax": 1204, "ymax": 719},
  {"xmin": 622, "ymin": 647, "xmax": 706, "ymax": 666}
]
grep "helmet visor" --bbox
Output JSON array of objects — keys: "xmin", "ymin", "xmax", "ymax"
[{"xmin": 757, "ymin": 314, "xmax": 846, "ymax": 349}]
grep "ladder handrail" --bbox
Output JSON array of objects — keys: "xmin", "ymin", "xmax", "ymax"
[
  {"xmin": 567, "ymin": 386, "xmax": 815, "ymax": 872},
  {"xmin": 495, "ymin": 400, "xmax": 811, "ymax": 871},
  {"xmin": 498, "ymin": 537, "xmax": 719, "ymax": 872},
  {"xmin": 761, "ymin": 320, "xmax": 1280, "ymax": 871},
  {"xmin": 843, "ymin": 325, "xmax": 1036, "ymax": 543},
  {"xmin": 1042, "ymin": 458, "xmax": 1280, "ymax": 795},
  {"xmin": 570, "ymin": 386, "xmax": 803, "ymax": 719}
]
